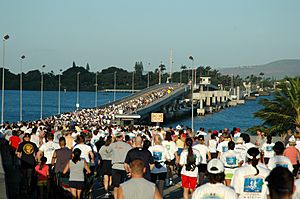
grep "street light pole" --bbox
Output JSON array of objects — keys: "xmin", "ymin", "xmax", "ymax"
[
  {"xmin": 113, "ymin": 71, "xmax": 117, "ymax": 101},
  {"xmin": 1, "ymin": 35, "xmax": 9, "ymax": 124},
  {"xmin": 40, "ymin": 65, "xmax": 45, "ymax": 120},
  {"xmin": 148, "ymin": 72, "xmax": 150, "ymax": 88},
  {"xmin": 95, "ymin": 72, "xmax": 98, "ymax": 107},
  {"xmin": 189, "ymin": 56, "xmax": 195, "ymax": 133},
  {"xmin": 76, "ymin": 72, "xmax": 80, "ymax": 110},
  {"xmin": 132, "ymin": 71, "xmax": 135, "ymax": 94},
  {"xmin": 58, "ymin": 69, "xmax": 62, "ymax": 114},
  {"xmin": 20, "ymin": 55, "xmax": 25, "ymax": 121}
]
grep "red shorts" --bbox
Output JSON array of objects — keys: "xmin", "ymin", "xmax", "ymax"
[{"xmin": 181, "ymin": 174, "xmax": 197, "ymax": 190}]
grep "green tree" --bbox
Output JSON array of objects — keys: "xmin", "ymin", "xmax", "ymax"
[
  {"xmin": 134, "ymin": 61, "xmax": 143, "ymax": 76},
  {"xmin": 253, "ymin": 77, "xmax": 300, "ymax": 135},
  {"xmin": 72, "ymin": 61, "xmax": 76, "ymax": 68},
  {"xmin": 86, "ymin": 63, "xmax": 90, "ymax": 71}
]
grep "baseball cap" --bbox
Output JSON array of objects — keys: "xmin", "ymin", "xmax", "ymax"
[
  {"xmin": 289, "ymin": 136, "xmax": 296, "ymax": 143},
  {"xmin": 115, "ymin": 131, "xmax": 123, "ymax": 138},
  {"xmin": 176, "ymin": 125, "xmax": 182, "ymax": 130},
  {"xmin": 207, "ymin": 159, "xmax": 224, "ymax": 174}
]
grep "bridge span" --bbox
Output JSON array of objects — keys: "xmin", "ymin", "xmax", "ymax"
[{"xmin": 99, "ymin": 83, "xmax": 190, "ymax": 125}]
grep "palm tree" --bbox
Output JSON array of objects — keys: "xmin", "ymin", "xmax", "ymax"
[
  {"xmin": 253, "ymin": 77, "xmax": 300, "ymax": 135},
  {"xmin": 180, "ymin": 65, "xmax": 187, "ymax": 84}
]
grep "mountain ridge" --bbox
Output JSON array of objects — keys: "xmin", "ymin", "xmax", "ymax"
[{"xmin": 218, "ymin": 59, "xmax": 300, "ymax": 79}]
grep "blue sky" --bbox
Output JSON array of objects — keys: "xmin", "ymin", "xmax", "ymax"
[{"xmin": 1, "ymin": 0, "xmax": 300, "ymax": 74}]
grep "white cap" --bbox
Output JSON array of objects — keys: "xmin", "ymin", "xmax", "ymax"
[
  {"xmin": 289, "ymin": 136, "xmax": 296, "ymax": 143},
  {"xmin": 176, "ymin": 125, "xmax": 182, "ymax": 130},
  {"xmin": 207, "ymin": 159, "xmax": 224, "ymax": 174}
]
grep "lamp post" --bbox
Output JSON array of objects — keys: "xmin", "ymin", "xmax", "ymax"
[
  {"xmin": 76, "ymin": 72, "xmax": 80, "ymax": 110},
  {"xmin": 40, "ymin": 65, "xmax": 45, "ymax": 120},
  {"xmin": 132, "ymin": 71, "xmax": 135, "ymax": 94},
  {"xmin": 20, "ymin": 55, "xmax": 25, "ymax": 121},
  {"xmin": 148, "ymin": 63, "xmax": 150, "ymax": 88},
  {"xmin": 113, "ymin": 71, "xmax": 117, "ymax": 101},
  {"xmin": 58, "ymin": 69, "xmax": 62, "ymax": 114},
  {"xmin": 1, "ymin": 34, "xmax": 9, "ymax": 124},
  {"xmin": 189, "ymin": 55, "xmax": 195, "ymax": 133},
  {"xmin": 95, "ymin": 72, "xmax": 98, "ymax": 107},
  {"xmin": 148, "ymin": 72, "xmax": 150, "ymax": 88}
]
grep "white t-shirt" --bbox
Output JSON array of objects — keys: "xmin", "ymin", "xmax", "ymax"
[
  {"xmin": 30, "ymin": 134, "xmax": 40, "ymax": 147},
  {"xmin": 193, "ymin": 144, "xmax": 209, "ymax": 164},
  {"xmin": 179, "ymin": 148, "xmax": 201, "ymax": 177},
  {"xmin": 267, "ymin": 155, "xmax": 294, "ymax": 172},
  {"xmin": 39, "ymin": 141, "xmax": 60, "ymax": 164},
  {"xmin": 217, "ymin": 140, "xmax": 229, "ymax": 155},
  {"xmin": 192, "ymin": 183, "xmax": 238, "ymax": 199},
  {"xmin": 235, "ymin": 144, "xmax": 247, "ymax": 163},
  {"xmin": 221, "ymin": 150, "xmax": 243, "ymax": 174},
  {"xmin": 149, "ymin": 144, "xmax": 171, "ymax": 174},
  {"xmin": 74, "ymin": 143, "xmax": 92, "ymax": 163},
  {"xmin": 244, "ymin": 142, "xmax": 256, "ymax": 150},
  {"xmin": 162, "ymin": 140, "xmax": 178, "ymax": 160},
  {"xmin": 231, "ymin": 164, "xmax": 270, "ymax": 199},
  {"xmin": 261, "ymin": 143, "xmax": 275, "ymax": 158},
  {"xmin": 208, "ymin": 139, "xmax": 217, "ymax": 153}
]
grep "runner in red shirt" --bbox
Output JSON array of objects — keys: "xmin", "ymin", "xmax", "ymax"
[{"xmin": 9, "ymin": 130, "xmax": 21, "ymax": 166}]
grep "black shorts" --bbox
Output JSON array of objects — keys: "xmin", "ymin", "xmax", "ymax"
[
  {"xmin": 101, "ymin": 160, "xmax": 112, "ymax": 176},
  {"xmin": 198, "ymin": 164, "xmax": 207, "ymax": 173},
  {"xmin": 112, "ymin": 169, "xmax": 127, "ymax": 188},
  {"xmin": 151, "ymin": 172, "xmax": 167, "ymax": 183},
  {"xmin": 69, "ymin": 181, "xmax": 84, "ymax": 189}
]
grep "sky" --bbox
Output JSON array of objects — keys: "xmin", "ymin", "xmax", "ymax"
[{"xmin": 1, "ymin": 0, "xmax": 300, "ymax": 74}]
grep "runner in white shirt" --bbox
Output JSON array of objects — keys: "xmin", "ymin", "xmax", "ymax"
[
  {"xmin": 261, "ymin": 135, "xmax": 275, "ymax": 164},
  {"xmin": 267, "ymin": 141, "xmax": 293, "ymax": 172},
  {"xmin": 162, "ymin": 131, "xmax": 178, "ymax": 186},
  {"xmin": 149, "ymin": 134, "xmax": 171, "ymax": 196},
  {"xmin": 37, "ymin": 133, "xmax": 60, "ymax": 165},
  {"xmin": 234, "ymin": 137, "xmax": 247, "ymax": 164},
  {"xmin": 266, "ymin": 167, "xmax": 294, "ymax": 199},
  {"xmin": 217, "ymin": 136, "xmax": 230, "ymax": 158},
  {"xmin": 192, "ymin": 159, "xmax": 237, "ymax": 199},
  {"xmin": 208, "ymin": 134, "xmax": 218, "ymax": 159},
  {"xmin": 193, "ymin": 135, "xmax": 211, "ymax": 185},
  {"xmin": 220, "ymin": 141, "xmax": 243, "ymax": 186},
  {"xmin": 231, "ymin": 147, "xmax": 270, "ymax": 199},
  {"xmin": 73, "ymin": 134, "xmax": 94, "ymax": 164},
  {"xmin": 180, "ymin": 138, "xmax": 201, "ymax": 199},
  {"xmin": 243, "ymin": 134, "xmax": 256, "ymax": 150}
]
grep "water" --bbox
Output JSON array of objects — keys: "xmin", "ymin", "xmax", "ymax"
[
  {"xmin": 2, "ymin": 90, "xmax": 130, "ymax": 122},
  {"xmin": 168, "ymin": 96, "xmax": 273, "ymax": 132},
  {"xmin": 2, "ymin": 90, "xmax": 270, "ymax": 132}
]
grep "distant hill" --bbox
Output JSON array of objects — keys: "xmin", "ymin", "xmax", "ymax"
[{"xmin": 218, "ymin": 59, "xmax": 300, "ymax": 79}]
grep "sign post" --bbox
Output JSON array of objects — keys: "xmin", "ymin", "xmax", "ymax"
[{"xmin": 151, "ymin": 113, "xmax": 164, "ymax": 126}]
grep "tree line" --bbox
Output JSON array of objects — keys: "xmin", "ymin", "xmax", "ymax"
[{"xmin": 0, "ymin": 61, "xmax": 273, "ymax": 91}]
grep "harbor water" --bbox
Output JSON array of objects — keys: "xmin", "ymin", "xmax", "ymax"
[{"xmin": 1, "ymin": 90, "xmax": 270, "ymax": 132}]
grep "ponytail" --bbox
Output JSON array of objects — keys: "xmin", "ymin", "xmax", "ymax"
[
  {"xmin": 247, "ymin": 147, "xmax": 260, "ymax": 176},
  {"xmin": 251, "ymin": 158, "xmax": 260, "ymax": 176},
  {"xmin": 185, "ymin": 138, "xmax": 195, "ymax": 170}
]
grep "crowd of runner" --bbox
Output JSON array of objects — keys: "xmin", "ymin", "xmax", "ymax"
[{"xmin": 1, "ymin": 120, "xmax": 300, "ymax": 199}]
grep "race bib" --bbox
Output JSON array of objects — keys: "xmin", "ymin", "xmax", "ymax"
[
  {"xmin": 244, "ymin": 177, "xmax": 263, "ymax": 193},
  {"xmin": 153, "ymin": 151, "xmax": 162, "ymax": 161},
  {"xmin": 266, "ymin": 146, "xmax": 273, "ymax": 151},
  {"xmin": 226, "ymin": 156, "xmax": 237, "ymax": 166},
  {"xmin": 222, "ymin": 146, "xmax": 228, "ymax": 153}
]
